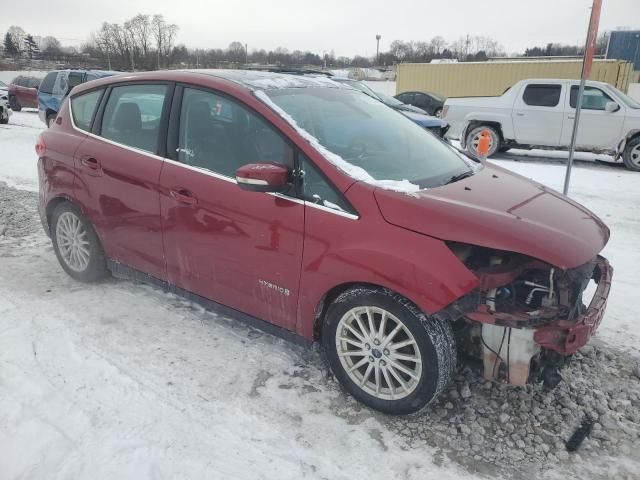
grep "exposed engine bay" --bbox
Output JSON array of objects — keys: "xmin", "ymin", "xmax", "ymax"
[{"xmin": 441, "ymin": 242, "xmax": 612, "ymax": 387}]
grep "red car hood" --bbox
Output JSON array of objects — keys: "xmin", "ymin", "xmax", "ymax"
[{"xmin": 373, "ymin": 163, "xmax": 609, "ymax": 269}]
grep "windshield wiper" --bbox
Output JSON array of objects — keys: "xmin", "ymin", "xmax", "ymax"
[{"xmin": 444, "ymin": 170, "xmax": 474, "ymax": 185}]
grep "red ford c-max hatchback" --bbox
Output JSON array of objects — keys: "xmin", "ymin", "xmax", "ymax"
[{"xmin": 37, "ymin": 70, "xmax": 612, "ymax": 414}]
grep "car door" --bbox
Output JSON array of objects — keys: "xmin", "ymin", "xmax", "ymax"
[
  {"xmin": 512, "ymin": 83, "xmax": 565, "ymax": 146},
  {"xmin": 559, "ymin": 85, "xmax": 625, "ymax": 150},
  {"xmin": 72, "ymin": 82, "xmax": 172, "ymax": 279},
  {"xmin": 159, "ymin": 85, "xmax": 305, "ymax": 331},
  {"xmin": 413, "ymin": 93, "xmax": 433, "ymax": 113}
]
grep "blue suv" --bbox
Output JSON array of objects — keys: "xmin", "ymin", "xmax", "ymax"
[{"xmin": 38, "ymin": 69, "xmax": 118, "ymax": 127}]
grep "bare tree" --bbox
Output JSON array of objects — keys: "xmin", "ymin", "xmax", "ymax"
[{"xmin": 8, "ymin": 25, "xmax": 26, "ymax": 56}]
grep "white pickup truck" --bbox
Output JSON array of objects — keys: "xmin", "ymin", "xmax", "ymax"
[{"xmin": 443, "ymin": 78, "xmax": 640, "ymax": 171}]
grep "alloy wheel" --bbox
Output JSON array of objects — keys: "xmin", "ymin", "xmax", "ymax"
[
  {"xmin": 55, "ymin": 211, "xmax": 91, "ymax": 272},
  {"xmin": 335, "ymin": 306, "xmax": 422, "ymax": 400},
  {"xmin": 630, "ymin": 144, "xmax": 640, "ymax": 168}
]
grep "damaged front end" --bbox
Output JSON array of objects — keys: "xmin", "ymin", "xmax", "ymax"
[{"xmin": 439, "ymin": 243, "xmax": 613, "ymax": 387}]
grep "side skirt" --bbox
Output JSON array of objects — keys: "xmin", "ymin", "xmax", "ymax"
[{"xmin": 106, "ymin": 259, "xmax": 313, "ymax": 349}]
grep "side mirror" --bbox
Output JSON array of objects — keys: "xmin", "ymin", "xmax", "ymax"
[
  {"xmin": 605, "ymin": 101, "xmax": 619, "ymax": 113},
  {"xmin": 235, "ymin": 163, "xmax": 290, "ymax": 193}
]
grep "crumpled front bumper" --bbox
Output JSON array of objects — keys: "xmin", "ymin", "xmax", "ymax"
[{"xmin": 533, "ymin": 256, "xmax": 612, "ymax": 355}]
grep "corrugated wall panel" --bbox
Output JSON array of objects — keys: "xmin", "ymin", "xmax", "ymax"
[{"xmin": 396, "ymin": 60, "xmax": 632, "ymax": 97}]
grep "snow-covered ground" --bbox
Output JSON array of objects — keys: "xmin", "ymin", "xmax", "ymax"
[{"xmin": 1, "ymin": 110, "xmax": 639, "ymax": 480}]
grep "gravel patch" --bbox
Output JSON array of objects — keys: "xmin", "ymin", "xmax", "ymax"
[
  {"xmin": 0, "ymin": 181, "xmax": 39, "ymax": 238},
  {"xmin": 383, "ymin": 343, "xmax": 640, "ymax": 479}
]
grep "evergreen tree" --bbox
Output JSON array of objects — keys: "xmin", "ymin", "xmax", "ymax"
[
  {"xmin": 24, "ymin": 34, "xmax": 39, "ymax": 59},
  {"xmin": 3, "ymin": 32, "xmax": 18, "ymax": 56}
]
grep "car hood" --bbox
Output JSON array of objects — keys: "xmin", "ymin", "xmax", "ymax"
[
  {"xmin": 373, "ymin": 163, "xmax": 609, "ymax": 269},
  {"xmin": 401, "ymin": 110, "xmax": 448, "ymax": 128}
]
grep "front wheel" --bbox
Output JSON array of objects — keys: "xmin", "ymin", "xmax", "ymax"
[
  {"xmin": 0, "ymin": 109, "xmax": 8, "ymax": 124},
  {"xmin": 433, "ymin": 107, "xmax": 443, "ymax": 118},
  {"xmin": 465, "ymin": 125, "xmax": 500, "ymax": 158},
  {"xmin": 51, "ymin": 202, "xmax": 109, "ymax": 282},
  {"xmin": 46, "ymin": 113, "xmax": 56, "ymax": 128},
  {"xmin": 9, "ymin": 96, "xmax": 21, "ymax": 111},
  {"xmin": 322, "ymin": 287, "xmax": 456, "ymax": 414},
  {"xmin": 622, "ymin": 136, "xmax": 640, "ymax": 172}
]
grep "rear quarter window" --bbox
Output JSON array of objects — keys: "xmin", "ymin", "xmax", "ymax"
[
  {"xmin": 522, "ymin": 84, "xmax": 562, "ymax": 107},
  {"xmin": 71, "ymin": 89, "xmax": 103, "ymax": 131}
]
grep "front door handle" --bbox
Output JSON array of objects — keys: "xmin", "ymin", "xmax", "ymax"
[
  {"xmin": 170, "ymin": 188, "xmax": 197, "ymax": 205},
  {"xmin": 515, "ymin": 112, "xmax": 525, "ymax": 117}
]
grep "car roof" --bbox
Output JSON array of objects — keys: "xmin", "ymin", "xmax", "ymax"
[{"xmin": 182, "ymin": 69, "xmax": 347, "ymax": 90}]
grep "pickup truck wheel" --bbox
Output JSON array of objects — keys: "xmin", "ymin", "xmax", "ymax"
[
  {"xmin": 466, "ymin": 126, "xmax": 500, "ymax": 158},
  {"xmin": 9, "ymin": 96, "xmax": 21, "ymax": 112},
  {"xmin": 622, "ymin": 137, "xmax": 640, "ymax": 172},
  {"xmin": 322, "ymin": 286, "xmax": 456, "ymax": 414}
]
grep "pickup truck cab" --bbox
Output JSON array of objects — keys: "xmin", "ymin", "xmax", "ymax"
[{"xmin": 443, "ymin": 79, "xmax": 640, "ymax": 171}]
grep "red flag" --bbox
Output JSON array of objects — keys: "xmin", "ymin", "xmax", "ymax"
[{"xmin": 583, "ymin": 0, "xmax": 603, "ymax": 78}]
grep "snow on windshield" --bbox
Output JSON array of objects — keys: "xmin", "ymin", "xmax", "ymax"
[{"xmin": 254, "ymin": 89, "xmax": 421, "ymax": 194}]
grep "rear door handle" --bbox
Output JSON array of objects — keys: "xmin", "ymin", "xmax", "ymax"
[
  {"xmin": 170, "ymin": 188, "xmax": 197, "ymax": 205},
  {"xmin": 80, "ymin": 156, "xmax": 103, "ymax": 176},
  {"xmin": 568, "ymin": 115, "xmax": 576, "ymax": 119},
  {"xmin": 81, "ymin": 157, "xmax": 100, "ymax": 169}
]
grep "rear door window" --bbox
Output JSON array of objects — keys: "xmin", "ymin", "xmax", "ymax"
[
  {"xmin": 71, "ymin": 89, "xmax": 103, "ymax": 131},
  {"xmin": 100, "ymin": 84, "xmax": 168, "ymax": 153},
  {"xmin": 522, "ymin": 84, "xmax": 562, "ymax": 107},
  {"xmin": 39, "ymin": 72, "xmax": 58, "ymax": 94}
]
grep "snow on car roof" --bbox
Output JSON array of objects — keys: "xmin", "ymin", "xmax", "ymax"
[{"xmin": 184, "ymin": 69, "xmax": 347, "ymax": 90}]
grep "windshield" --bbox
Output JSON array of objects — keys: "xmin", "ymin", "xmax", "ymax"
[
  {"xmin": 610, "ymin": 86, "xmax": 640, "ymax": 109},
  {"xmin": 264, "ymin": 87, "xmax": 473, "ymax": 189},
  {"xmin": 374, "ymin": 91, "xmax": 405, "ymax": 107}
]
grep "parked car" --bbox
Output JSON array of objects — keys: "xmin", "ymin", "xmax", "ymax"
[
  {"xmin": 38, "ymin": 69, "xmax": 118, "ymax": 127},
  {"xmin": 0, "ymin": 94, "xmax": 10, "ymax": 124},
  {"xmin": 443, "ymin": 78, "xmax": 640, "ymax": 171},
  {"xmin": 37, "ymin": 70, "xmax": 612, "ymax": 414},
  {"xmin": 331, "ymin": 77, "xmax": 449, "ymax": 137},
  {"xmin": 395, "ymin": 91, "xmax": 446, "ymax": 117},
  {"xmin": 8, "ymin": 74, "xmax": 41, "ymax": 110}
]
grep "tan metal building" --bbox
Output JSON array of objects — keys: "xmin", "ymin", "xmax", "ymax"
[{"xmin": 396, "ymin": 59, "xmax": 633, "ymax": 97}]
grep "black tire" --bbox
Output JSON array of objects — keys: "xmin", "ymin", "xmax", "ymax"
[
  {"xmin": 465, "ymin": 125, "xmax": 501, "ymax": 159},
  {"xmin": 46, "ymin": 113, "xmax": 56, "ymax": 128},
  {"xmin": 9, "ymin": 96, "xmax": 21, "ymax": 111},
  {"xmin": 433, "ymin": 107, "xmax": 443, "ymax": 118},
  {"xmin": 50, "ymin": 202, "xmax": 109, "ymax": 282},
  {"xmin": 622, "ymin": 136, "xmax": 640, "ymax": 172},
  {"xmin": 322, "ymin": 286, "xmax": 456, "ymax": 414},
  {"xmin": 0, "ymin": 109, "xmax": 8, "ymax": 124}
]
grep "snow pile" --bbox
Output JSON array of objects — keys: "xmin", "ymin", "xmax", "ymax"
[
  {"xmin": 244, "ymin": 75, "xmax": 342, "ymax": 90},
  {"xmin": 254, "ymin": 89, "xmax": 421, "ymax": 195}
]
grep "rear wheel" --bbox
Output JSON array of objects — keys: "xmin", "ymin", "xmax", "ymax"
[
  {"xmin": 51, "ymin": 202, "xmax": 109, "ymax": 282},
  {"xmin": 9, "ymin": 96, "xmax": 21, "ymax": 111},
  {"xmin": 322, "ymin": 286, "xmax": 456, "ymax": 414},
  {"xmin": 465, "ymin": 125, "xmax": 500, "ymax": 158},
  {"xmin": 622, "ymin": 136, "xmax": 640, "ymax": 172}
]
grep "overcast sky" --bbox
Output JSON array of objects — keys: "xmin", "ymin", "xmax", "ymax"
[{"xmin": 2, "ymin": 0, "xmax": 637, "ymax": 57}]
